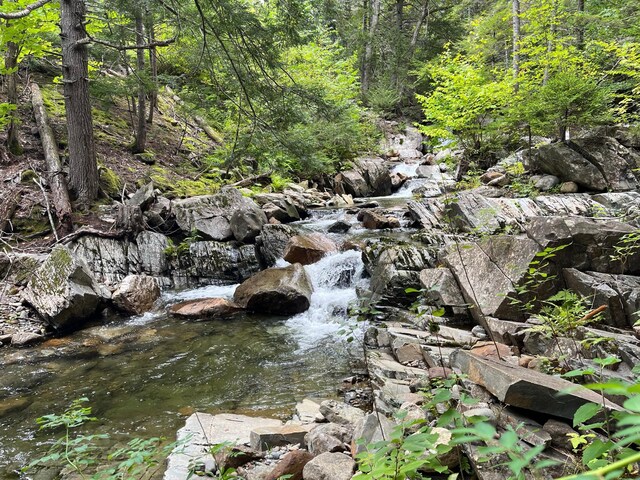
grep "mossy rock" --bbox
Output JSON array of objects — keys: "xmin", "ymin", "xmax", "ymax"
[
  {"xmin": 12, "ymin": 215, "xmax": 50, "ymax": 236},
  {"xmin": 135, "ymin": 152, "xmax": 156, "ymax": 165},
  {"xmin": 99, "ymin": 166, "xmax": 123, "ymax": 199},
  {"xmin": 29, "ymin": 245, "xmax": 75, "ymax": 297},
  {"xmin": 20, "ymin": 169, "xmax": 38, "ymax": 184}
]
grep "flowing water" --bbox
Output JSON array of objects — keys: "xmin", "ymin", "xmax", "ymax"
[
  {"xmin": 0, "ymin": 159, "xmax": 430, "ymax": 478},
  {"xmin": 0, "ymin": 249, "xmax": 368, "ymax": 479}
]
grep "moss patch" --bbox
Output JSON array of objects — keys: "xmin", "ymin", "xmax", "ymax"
[
  {"xmin": 12, "ymin": 216, "xmax": 50, "ymax": 237},
  {"xmin": 20, "ymin": 170, "xmax": 38, "ymax": 184},
  {"xmin": 99, "ymin": 166, "xmax": 123, "ymax": 199},
  {"xmin": 149, "ymin": 165, "xmax": 221, "ymax": 198},
  {"xmin": 30, "ymin": 245, "xmax": 74, "ymax": 296}
]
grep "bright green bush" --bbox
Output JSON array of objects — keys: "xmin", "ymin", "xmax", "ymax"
[{"xmin": 416, "ymin": 52, "xmax": 512, "ymax": 154}]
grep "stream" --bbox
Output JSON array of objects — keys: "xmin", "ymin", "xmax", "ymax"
[{"xmin": 0, "ymin": 159, "xmax": 431, "ymax": 479}]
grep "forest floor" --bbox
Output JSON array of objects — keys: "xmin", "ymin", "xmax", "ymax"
[{"xmin": 0, "ymin": 74, "xmax": 221, "ymax": 251}]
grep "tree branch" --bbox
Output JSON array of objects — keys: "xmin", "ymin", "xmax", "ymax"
[
  {"xmin": 87, "ymin": 34, "xmax": 176, "ymax": 51},
  {"xmin": 0, "ymin": 0, "xmax": 51, "ymax": 19}
]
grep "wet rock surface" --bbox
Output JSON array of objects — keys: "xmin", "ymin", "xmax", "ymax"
[
  {"xmin": 233, "ymin": 263, "xmax": 313, "ymax": 315},
  {"xmin": 167, "ymin": 297, "xmax": 243, "ymax": 318},
  {"xmin": 283, "ymin": 233, "xmax": 337, "ymax": 265}
]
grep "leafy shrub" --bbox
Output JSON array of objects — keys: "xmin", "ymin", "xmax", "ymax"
[{"xmin": 416, "ymin": 51, "xmax": 512, "ymax": 154}]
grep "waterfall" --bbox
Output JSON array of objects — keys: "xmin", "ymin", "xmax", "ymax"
[{"xmin": 282, "ymin": 250, "xmax": 368, "ymax": 351}]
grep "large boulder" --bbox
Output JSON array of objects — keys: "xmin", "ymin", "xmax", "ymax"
[
  {"xmin": 283, "ymin": 233, "xmax": 337, "ymax": 265},
  {"xmin": 534, "ymin": 142, "xmax": 607, "ymax": 191},
  {"xmin": 444, "ymin": 217, "xmax": 640, "ymax": 323},
  {"xmin": 334, "ymin": 170, "xmax": 369, "ymax": 198},
  {"xmin": 112, "ymin": 274, "xmax": 160, "ymax": 314},
  {"xmin": 22, "ymin": 245, "xmax": 110, "ymax": 331},
  {"xmin": 168, "ymin": 298, "xmax": 243, "ymax": 319},
  {"xmin": 126, "ymin": 182, "xmax": 156, "ymax": 210},
  {"xmin": 72, "ymin": 231, "xmax": 171, "ymax": 285},
  {"xmin": 173, "ymin": 187, "xmax": 263, "ymax": 241},
  {"xmin": 351, "ymin": 413, "xmax": 395, "ymax": 456},
  {"xmin": 563, "ymin": 269, "xmax": 640, "ymax": 328},
  {"xmin": 173, "ymin": 241, "xmax": 261, "ymax": 286},
  {"xmin": 164, "ymin": 413, "xmax": 282, "ymax": 480},
  {"xmin": 452, "ymin": 350, "xmax": 622, "ymax": 419},
  {"xmin": 265, "ymin": 450, "xmax": 314, "ymax": 480},
  {"xmin": 230, "ymin": 208, "xmax": 268, "ymax": 243},
  {"xmin": 254, "ymin": 193, "xmax": 303, "ymax": 223},
  {"xmin": 72, "ymin": 235, "xmax": 140, "ymax": 285},
  {"xmin": 144, "ymin": 195, "xmax": 176, "ymax": 233},
  {"xmin": 256, "ymin": 224, "xmax": 297, "ymax": 267},
  {"xmin": 305, "ymin": 423, "xmax": 352, "ymax": 455},
  {"xmin": 444, "ymin": 192, "xmax": 503, "ymax": 234},
  {"xmin": 443, "ymin": 236, "xmax": 551, "ymax": 322},
  {"xmin": 419, "ymin": 268, "xmax": 468, "ymax": 319},
  {"xmin": 364, "ymin": 242, "xmax": 433, "ymax": 307},
  {"xmin": 319, "ymin": 400, "xmax": 365, "ymax": 427},
  {"xmin": 524, "ymin": 216, "xmax": 640, "ymax": 274},
  {"xmin": 357, "ymin": 209, "xmax": 400, "ymax": 229},
  {"xmin": 569, "ymin": 136, "xmax": 640, "ymax": 191},
  {"xmin": 302, "ymin": 452, "xmax": 355, "ymax": 480},
  {"xmin": 420, "ymin": 190, "xmax": 626, "ymax": 235},
  {"xmin": 233, "ymin": 263, "xmax": 313, "ymax": 315},
  {"xmin": 334, "ymin": 157, "xmax": 392, "ymax": 197}
]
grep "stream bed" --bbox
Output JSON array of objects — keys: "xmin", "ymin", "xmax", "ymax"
[
  {"xmin": 0, "ymin": 158, "xmax": 432, "ymax": 478},
  {"xmin": 0, "ymin": 250, "xmax": 367, "ymax": 479}
]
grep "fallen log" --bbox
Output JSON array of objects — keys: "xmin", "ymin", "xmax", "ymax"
[
  {"xmin": 230, "ymin": 173, "xmax": 272, "ymax": 188},
  {"xmin": 165, "ymin": 86, "xmax": 223, "ymax": 144},
  {"xmin": 30, "ymin": 82, "xmax": 73, "ymax": 234}
]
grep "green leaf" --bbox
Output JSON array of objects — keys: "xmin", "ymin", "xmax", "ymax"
[
  {"xmin": 582, "ymin": 439, "xmax": 613, "ymax": 466},
  {"xmin": 593, "ymin": 356, "xmax": 620, "ymax": 367},
  {"xmin": 623, "ymin": 396, "xmax": 640, "ymax": 413},
  {"xmin": 573, "ymin": 403, "xmax": 601, "ymax": 427}
]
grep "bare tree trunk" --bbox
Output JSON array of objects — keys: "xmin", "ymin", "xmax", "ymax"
[
  {"xmin": 61, "ymin": 0, "xmax": 98, "ymax": 207},
  {"xmin": 391, "ymin": 0, "xmax": 405, "ymax": 91},
  {"xmin": 132, "ymin": 10, "xmax": 147, "ymax": 153},
  {"xmin": 543, "ymin": 0, "xmax": 559, "ymax": 85},
  {"xmin": 31, "ymin": 83, "xmax": 73, "ymax": 233},
  {"xmin": 410, "ymin": 0, "xmax": 430, "ymax": 50},
  {"xmin": 360, "ymin": 0, "xmax": 368, "ymax": 82},
  {"xmin": 512, "ymin": 0, "xmax": 520, "ymax": 90},
  {"xmin": 576, "ymin": 0, "xmax": 585, "ymax": 49},
  {"xmin": 146, "ymin": 21, "xmax": 158, "ymax": 125},
  {"xmin": 361, "ymin": 0, "xmax": 380, "ymax": 93},
  {"xmin": 5, "ymin": 41, "xmax": 22, "ymax": 155}
]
